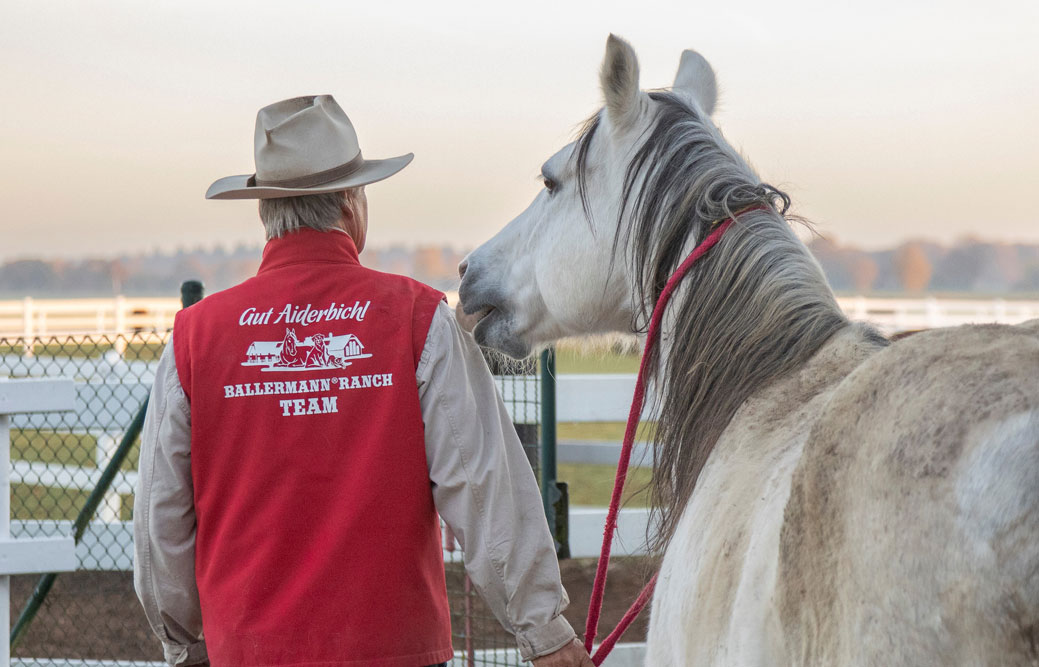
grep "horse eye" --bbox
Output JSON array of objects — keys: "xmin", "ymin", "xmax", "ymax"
[{"xmin": 543, "ymin": 176, "xmax": 558, "ymax": 194}]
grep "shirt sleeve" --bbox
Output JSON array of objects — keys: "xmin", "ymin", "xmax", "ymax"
[
  {"xmin": 416, "ymin": 301, "xmax": 576, "ymax": 661},
  {"xmin": 133, "ymin": 336, "xmax": 209, "ymax": 666}
]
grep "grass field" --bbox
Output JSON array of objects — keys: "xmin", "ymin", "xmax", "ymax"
[
  {"xmin": 12, "ymin": 483, "xmax": 94, "ymax": 521},
  {"xmin": 558, "ymin": 463, "xmax": 652, "ymax": 507},
  {"xmin": 0, "ymin": 339, "xmax": 165, "ymax": 361},
  {"xmin": 9, "ymin": 428, "xmax": 640, "ymax": 517},
  {"xmin": 557, "ymin": 421, "xmax": 654, "ymax": 442},
  {"xmin": 10, "ymin": 429, "xmax": 139, "ymax": 521},
  {"xmin": 11, "ymin": 429, "xmax": 141, "ymax": 471},
  {"xmin": 11, "ymin": 430, "xmax": 96, "ymax": 466},
  {"xmin": 3, "ymin": 339, "xmax": 630, "ymax": 369},
  {"xmin": 553, "ymin": 346, "xmax": 641, "ymax": 374}
]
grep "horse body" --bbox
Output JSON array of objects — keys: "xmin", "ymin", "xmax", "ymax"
[
  {"xmin": 650, "ymin": 321, "xmax": 1039, "ymax": 666},
  {"xmin": 649, "ymin": 324, "xmax": 883, "ymax": 665},
  {"xmin": 777, "ymin": 322, "xmax": 1039, "ymax": 666},
  {"xmin": 458, "ymin": 35, "xmax": 1039, "ymax": 665}
]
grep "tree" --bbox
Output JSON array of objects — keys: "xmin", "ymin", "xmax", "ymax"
[
  {"xmin": 0, "ymin": 260, "xmax": 59, "ymax": 292},
  {"xmin": 109, "ymin": 259, "xmax": 129, "ymax": 294},
  {"xmin": 850, "ymin": 256, "xmax": 879, "ymax": 292},
  {"xmin": 893, "ymin": 242, "xmax": 932, "ymax": 292}
]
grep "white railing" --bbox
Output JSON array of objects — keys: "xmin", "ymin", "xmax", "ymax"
[
  {"xmin": 1, "ymin": 379, "xmax": 78, "ymax": 667},
  {"xmin": 1, "ymin": 296, "xmax": 1035, "ymax": 340},
  {"xmin": 0, "ymin": 297, "xmax": 181, "ymax": 341},
  {"xmin": 7, "ymin": 294, "xmax": 1038, "ymax": 567},
  {"xmin": 834, "ymin": 296, "xmax": 1039, "ymax": 334}
]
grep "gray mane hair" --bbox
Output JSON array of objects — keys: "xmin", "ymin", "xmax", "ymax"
[
  {"xmin": 576, "ymin": 91, "xmax": 859, "ymax": 554},
  {"xmin": 258, "ymin": 189, "xmax": 357, "ymax": 240}
]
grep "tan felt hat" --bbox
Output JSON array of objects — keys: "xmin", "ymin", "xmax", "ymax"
[{"xmin": 206, "ymin": 94, "xmax": 413, "ymax": 200}]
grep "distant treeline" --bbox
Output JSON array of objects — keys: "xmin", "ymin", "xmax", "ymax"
[
  {"xmin": 808, "ymin": 238, "xmax": 1039, "ymax": 295},
  {"xmin": 2, "ymin": 238, "xmax": 1038, "ymax": 298},
  {"xmin": 0, "ymin": 243, "xmax": 468, "ymax": 298}
]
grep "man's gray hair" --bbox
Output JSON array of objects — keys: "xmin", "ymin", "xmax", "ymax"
[{"xmin": 258, "ymin": 189, "xmax": 357, "ymax": 240}]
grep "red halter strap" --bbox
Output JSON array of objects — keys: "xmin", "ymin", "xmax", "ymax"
[{"xmin": 583, "ymin": 206, "xmax": 767, "ymax": 664}]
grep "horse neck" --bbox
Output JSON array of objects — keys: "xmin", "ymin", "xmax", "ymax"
[{"xmin": 644, "ymin": 210, "xmax": 852, "ymax": 552}]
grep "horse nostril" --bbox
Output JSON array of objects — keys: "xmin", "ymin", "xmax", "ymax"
[{"xmin": 458, "ymin": 259, "xmax": 469, "ymax": 280}]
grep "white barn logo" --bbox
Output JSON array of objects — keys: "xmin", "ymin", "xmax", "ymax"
[{"xmin": 242, "ymin": 327, "xmax": 372, "ymax": 371}]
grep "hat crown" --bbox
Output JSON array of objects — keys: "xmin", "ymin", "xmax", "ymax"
[
  {"xmin": 252, "ymin": 95, "xmax": 360, "ymax": 183},
  {"xmin": 206, "ymin": 94, "xmax": 413, "ymax": 200}
]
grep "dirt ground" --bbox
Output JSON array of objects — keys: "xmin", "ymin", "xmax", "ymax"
[{"xmin": 10, "ymin": 557, "xmax": 656, "ymax": 661}]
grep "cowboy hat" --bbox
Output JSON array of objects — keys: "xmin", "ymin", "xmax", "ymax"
[{"xmin": 206, "ymin": 95, "xmax": 413, "ymax": 200}]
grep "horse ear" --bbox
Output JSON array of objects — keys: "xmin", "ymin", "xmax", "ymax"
[
  {"xmin": 600, "ymin": 34, "xmax": 642, "ymax": 128},
  {"xmin": 673, "ymin": 49, "xmax": 717, "ymax": 115}
]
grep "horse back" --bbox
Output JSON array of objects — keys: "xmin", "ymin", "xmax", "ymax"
[{"xmin": 778, "ymin": 321, "xmax": 1039, "ymax": 666}]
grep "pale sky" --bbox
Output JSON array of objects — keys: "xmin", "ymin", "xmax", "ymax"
[{"xmin": 1, "ymin": 0, "xmax": 1037, "ymax": 261}]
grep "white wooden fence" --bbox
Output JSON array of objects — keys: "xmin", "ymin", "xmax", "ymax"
[
  {"xmin": 3, "ymin": 294, "xmax": 1033, "ymax": 664},
  {"xmin": 9, "ymin": 370, "xmax": 645, "ymax": 572},
  {"xmin": 1, "ymin": 379, "xmax": 78, "ymax": 667},
  {"xmin": 2, "ymin": 295, "xmax": 1036, "ymax": 340},
  {"xmin": 0, "ymin": 297, "xmax": 180, "ymax": 341},
  {"xmin": 6, "ymin": 294, "xmax": 1037, "ymax": 566},
  {"xmin": 834, "ymin": 296, "xmax": 1039, "ymax": 334}
]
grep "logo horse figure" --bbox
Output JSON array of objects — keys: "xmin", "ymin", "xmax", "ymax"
[{"xmin": 277, "ymin": 328, "xmax": 306, "ymax": 368}]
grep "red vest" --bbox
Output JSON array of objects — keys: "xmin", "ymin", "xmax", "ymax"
[{"xmin": 173, "ymin": 229, "xmax": 452, "ymax": 667}]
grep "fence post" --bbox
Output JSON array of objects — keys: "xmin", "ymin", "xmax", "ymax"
[
  {"xmin": 21, "ymin": 298, "xmax": 33, "ymax": 358},
  {"xmin": 96, "ymin": 435, "xmax": 121, "ymax": 523},
  {"xmin": 1, "ymin": 383, "xmax": 8, "ymax": 666},
  {"xmin": 994, "ymin": 298, "xmax": 1007, "ymax": 323},
  {"xmin": 853, "ymin": 295, "xmax": 867, "ymax": 321},
  {"xmin": 2, "ymin": 379, "xmax": 78, "ymax": 663},
  {"xmin": 540, "ymin": 348, "xmax": 568, "ymax": 557},
  {"xmin": 113, "ymin": 295, "xmax": 127, "ymax": 355},
  {"xmin": 181, "ymin": 280, "xmax": 205, "ymax": 309}
]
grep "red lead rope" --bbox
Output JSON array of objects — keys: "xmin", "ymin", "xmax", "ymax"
[{"xmin": 583, "ymin": 208, "xmax": 760, "ymax": 664}]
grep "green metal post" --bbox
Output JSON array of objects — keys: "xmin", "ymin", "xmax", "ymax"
[
  {"xmin": 10, "ymin": 280, "xmax": 205, "ymax": 650},
  {"xmin": 540, "ymin": 348, "xmax": 560, "ymax": 551},
  {"xmin": 181, "ymin": 280, "xmax": 205, "ymax": 310}
]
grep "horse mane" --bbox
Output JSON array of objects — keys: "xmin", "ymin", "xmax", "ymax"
[{"xmin": 575, "ymin": 92, "xmax": 850, "ymax": 553}]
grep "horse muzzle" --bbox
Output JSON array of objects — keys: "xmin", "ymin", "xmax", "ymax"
[{"xmin": 457, "ymin": 266, "xmax": 531, "ymax": 359}]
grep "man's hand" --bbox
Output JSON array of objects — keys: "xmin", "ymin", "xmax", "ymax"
[{"xmin": 532, "ymin": 638, "xmax": 595, "ymax": 667}]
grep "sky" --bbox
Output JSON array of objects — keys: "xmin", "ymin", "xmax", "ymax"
[{"xmin": 0, "ymin": 0, "xmax": 1037, "ymax": 261}]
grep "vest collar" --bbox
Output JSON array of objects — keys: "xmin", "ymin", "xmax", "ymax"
[{"xmin": 258, "ymin": 228, "xmax": 361, "ymax": 274}]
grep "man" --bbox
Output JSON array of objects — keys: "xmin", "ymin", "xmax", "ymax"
[{"xmin": 133, "ymin": 95, "xmax": 593, "ymax": 667}]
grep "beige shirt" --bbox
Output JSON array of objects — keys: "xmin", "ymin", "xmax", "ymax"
[{"xmin": 133, "ymin": 301, "xmax": 575, "ymax": 665}]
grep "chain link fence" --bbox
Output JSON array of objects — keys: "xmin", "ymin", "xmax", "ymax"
[{"xmin": 3, "ymin": 329, "xmax": 543, "ymax": 666}]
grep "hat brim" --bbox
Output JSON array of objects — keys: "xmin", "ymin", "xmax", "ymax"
[{"xmin": 205, "ymin": 153, "xmax": 414, "ymax": 200}]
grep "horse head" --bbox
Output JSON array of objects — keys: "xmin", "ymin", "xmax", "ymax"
[{"xmin": 458, "ymin": 35, "xmax": 723, "ymax": 358}]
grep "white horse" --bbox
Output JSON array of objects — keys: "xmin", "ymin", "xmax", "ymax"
[{"xmin": 459, "ymin": 35, "xmax": 1039, "ymax": 666}]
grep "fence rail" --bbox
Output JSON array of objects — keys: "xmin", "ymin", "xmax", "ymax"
[
  {"xmin": 4, "ymin": 293, "xmax": 1037, "ymax": 664},
  {"xmin": 2, "ymin": 296, "xmax": 1036, "ymax": 342},
  {"xmin": 0, "ymin": 298, "xmax": 180, "ymax": 342},
  {"xmin": 834, "ymin": 296, "xmax": 1039, "ymax": 333}
]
